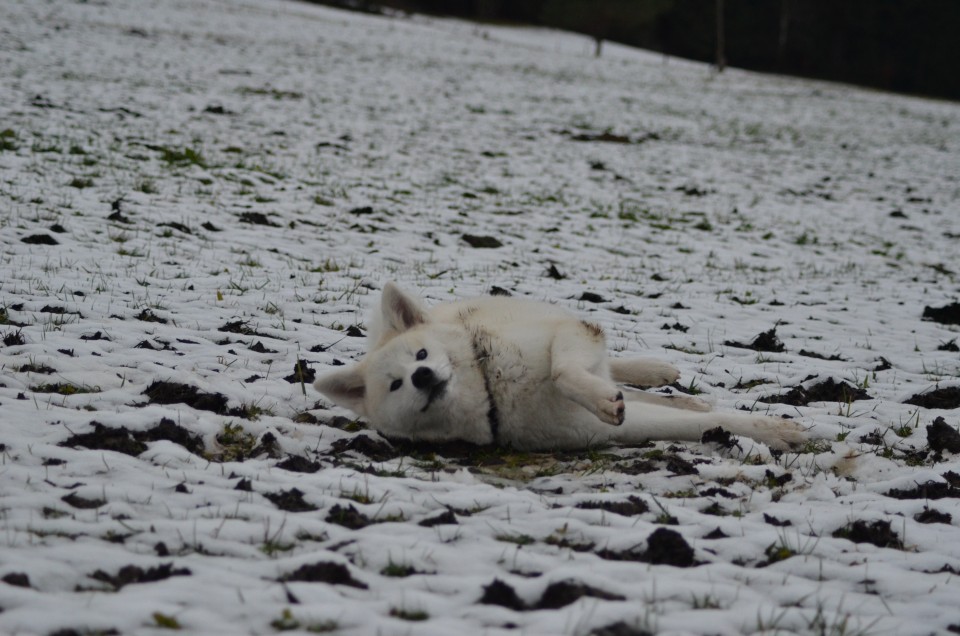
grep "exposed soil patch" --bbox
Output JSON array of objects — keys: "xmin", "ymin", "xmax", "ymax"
[
  {"xmin": 576, "ymin": 495, "xmax": 649, "ymax": 517},
  {"xmin": 283, "ymin": 360, "xmax": 315, "ymax": 384},
  {"xmin": 2, "ymin": 572, "xmax": 30, "ymax": 588},
  {"xmin": 479, "ymin": 578, "xmax": 526, "ymax": 611},
  {"xmin": 534, "ymin": 580, "xmax": 624, "ymax": 610},
  {"xmin": 419, "ymin": 509, "xmax": 458, "ymax": 527},
  {"xmin": 462, "ymin": 234, "xmax": 503, "ymax": 248},
  {"xmin": 832, "ymin": 519, "xmax": 903, "ymax": 549},
  {"xmin": 325, "ymin": 503, "xmax": 370, "ymax": 529},
  {"xmin": 760, "ymin": 378, "xmax": 872, "ymax": 406},
  {"xmin": 797, "ymin": 349, "xmax": 846, "ymax": 361},
  {"xmin": 275, "ymin": 455, "xmax": 321, "ymax": 473},
  {"xmin": 264, "ymin": 488, "xmax": 317, "ymax": 512},
  {"xmin": 926, "ymin": 417, "xmax": 960, "ymax": 453},
  {"xmin": 19, "ymin": 362, "xmax": 56, "ymax": 374},
  {"xmin": 914, "ymin": 508, "xmax": 952, "ymax": 524},
  {"xmin": 906, "ymin": 387, "xmax": 960, "ymax": 410},
  {"xmin": 140, "ymin": 418, "xmax": 205, "ymax": 454},
  {"xmin": 885, "ymin": 480, "xmax": 960, "ymax": 500},
  {"xmin": 143, "ymin": 381, "xmax": 228, "ymax": 414},
  {"xmin": 330, "ymin": 435, "xmax": 399, "ymax": 462},
  {"xmin": 701, "ymin": 426, "xmax": 739, "ymax": 449},
  {"xmin": 279, "ymin": 562, "xmax": 367, "ymax": 589},
  {"xmin": 89, "ymin": 563, "xmax": 191, "ymax": 591},
  {"xmin": 724, "ymin": 327, "xmax": 784, "ymax": 353},
  {"xmin": 922, "ymin": 302, "xmax": 960, "ymax": 325},
  {"xmin": 3, "ymin": 329, "xmax": 26, "ymax": 346},
  {"xmin": 61, "ymin": 423, "xmax": 147, "ymax": 456},
  {"xmin": 642, "ymin": 527, "xmax": 696, "ymax": 567},
  {"xmin": 238, "ymin": 211, "xmax": 280, "ymax": 227},
  {"xmin": 21, "ymin": 233, "xmax": 59, "ymax": 245},
  {"xmin": 597, "ymin": 528, "xmax": 696, "ymax": 567},
  {"xmin": 564, "ymin": 129, "xmax": 658, "ymax": 145},
  {"xmin": 61, "ymin": 492, "xmax": 106, "ymax": 509},
  {"xmin": 218, "ymin": 320, "xmax": 277, "ymax": 339},
  {"xmin": 590, "ymin": 622, "xmax": 653, "ymax": 636}
]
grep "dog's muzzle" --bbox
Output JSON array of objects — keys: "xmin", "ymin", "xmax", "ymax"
[{"xmin": 412, "ymin": 366, "xmax": 447, "ymax": 412}]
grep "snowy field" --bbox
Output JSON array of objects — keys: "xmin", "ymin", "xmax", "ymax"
[{"xmin": 2, "ymin": 0, "xmax": 960, "ymax": 634}]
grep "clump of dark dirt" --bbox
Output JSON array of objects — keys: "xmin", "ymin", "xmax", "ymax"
[
  {"xmin": 248, "ymin": 341, "xmax": 277, "ymax": 354},
  {"xmin": 640, "ymin": 528, "xmax": 696, "ymax": 567},
  {"xmin": 479, "ymin": 578, "xmax": 526, "ymax": 611},
  {"xmin": 279, "ymin": 562, "xmax": 367, "ymax": 589},
  {"xmin": 275, "ymin": 455, "xmax": 321, "ymax": 473},
  {"xmin": 2, "ymin": 572, "xmax": 30, "ymax": 588},
  {"xmin": 703, "ymin": 527, "xmax": 728, "ymax": 539},
  {"xmin": 462, "ymin": 234, "xmax": 503, "ymax": 248},
  {"xmin": 419, "ymin": 509, "xmax": 458, "ymax": 527},
  {"xmin": 926, "ymin": 417, "xmax": 960, "ymax": 454},
  {"xmin": 798, "ymin": 349, "xmax": 846, "ymax": 361},
  {"xmin": 238, "ymin": 211, "xmax": 280, "ymax": 226},
  {"xmin": 938, "ymin": 339, "xmax": 959, "ymax": 352},
  {"xmin": 832, "ymin": 519, "xmax": 903, "ymax": 549},
  {"xmin": 906, "ymin": 387, "xmax": 960, "ymax": 410},
  {"xmin": 140, "ymin": 418, "xmax": 205, "ymax": 454},
  {"xmin": 724, "ymin": 327, "xmax": 785, "ymax": 353},
  {"xmin": 283, "ymin": 360, "xmax": 316, "ymax": 384},
  {"xmin": 60, "ymin": 422, "xmax": 148, "ymax": 456},
  {"xmin": 923, "ymin": 302, "xmax": 960, "ymax": 325},
  {"xmin": 143, "ymin": 381, "xmax": 228, "ymax": 414},
  {"xmin": 325, "ymin": 503, "xmax": 370, "ymax": 529},
  {"xmin": 534, "ymin": 580, "xmax": 624, "ymax": 610},
  {"xmin": 761, "ymin": 377, "xmax": 872, "ymax": 406},
  {"xmin": 264, "ymin": 488, "xmax": 317, "ymax": 513},
  {"xmin": 914, "ymin": 508, "xmax": 952, "ymax": 524},
  {"xmin": 158, "ymin": 221, "xmax": 191, "ymax": 234},
  {"xmin": 590, "ymin": 622, "xmax": 653, "ymax": 636},
  {"xmin": 217, "ymin": 319, "xmax": 276, "ymax": 339},
  {"xmin": 597, "ymin": 528, "xmax": 696, "ymax": 567},
  {"xmin": 664, "ymin": 454, "xmax": 698, "ymax": 476},
  {"xmin": 89, "ymin": 563, "xmax": 191, "ymax": 591},
  {"xmin": 135, "ymin": 309, "xmax": 167, "ymax": 324},
  {"xmin": 61, "ymin": 492, "xmax": 106, "ymax": 509},
  {"xmin": 330, "ymin": 435, "xmax": 399, "ymax": 462},
  {"xmin": 576, "ymin": 495, "xmax": 649, "ymax": 517},
  {"xmin": 885, "ymin": 480, "xmax": 960, "ymax": 500},
  {"xmin": 763, "ymin": 513, "xmax": 792, "ymax": 527},
  {"xmin": 579, "ymin": 291, "xmax": 606, "ymax": 303},
  {"xmin": 701, "ymin": 426, "xmax": 738, "ymax": 449},
  {"xmin": 19, "ymin": 362, "xmax": 56, "ymax": 374},
  {"xmin": 3, "ymin": 329, "xmax": 26, "ymax": 346},
  {"xmin": 21, "ymin": 233, "xmax": 59, "ymax": 245}
]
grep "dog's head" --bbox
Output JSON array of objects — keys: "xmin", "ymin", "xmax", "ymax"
[{"xmin": 314, "ymin": 283, "xmax": 488, "ymax": 443}]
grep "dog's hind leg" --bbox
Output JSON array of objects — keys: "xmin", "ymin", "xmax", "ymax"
[
  {"xmin": 550, "ymin": 321, "xmax": 625, "ymax": 425},
  {"xmin": 610, "ymin": 358, "xmax": 680, "ymax": 388},
  {"xmin": 614, "ymin": 402, "xmax": 807, "ymax": 451}
]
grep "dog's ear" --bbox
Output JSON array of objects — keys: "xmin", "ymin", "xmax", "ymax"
[
  {"xmin": 314, "ymin": 366, "xmax": 367, "ymax": 415},
  {"xmin": 381, "ymin": 282, "xmax": 427, "ymax": 334}
]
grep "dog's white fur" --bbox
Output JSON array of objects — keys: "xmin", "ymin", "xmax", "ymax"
[{"xmin": 314, "ymin": 283, "xmax": 806, "ymax": 451}]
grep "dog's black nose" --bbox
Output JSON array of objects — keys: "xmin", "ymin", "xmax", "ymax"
[{"xmin": 411, "ymin": 366, "xmax": 435, "ymax": 390}]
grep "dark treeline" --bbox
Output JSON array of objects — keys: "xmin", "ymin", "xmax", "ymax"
[{"xmin": 315, "ymin": 0, "xmax": 960, "ymax": 100}]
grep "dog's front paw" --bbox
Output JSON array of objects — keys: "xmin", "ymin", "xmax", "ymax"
[{"xmin": 597, "ymin": 391, "xmax": 626, "ymax": 426}]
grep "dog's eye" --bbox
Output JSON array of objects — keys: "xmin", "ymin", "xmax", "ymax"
[
  {"xmin": 416, "ymin": 348, "xmax": 427, "ymax": 361},
  {"xmin": 389, "ymin": 379, "xmax": 402, "ymax": 392}
]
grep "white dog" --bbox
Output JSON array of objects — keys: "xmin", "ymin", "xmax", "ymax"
[{"xmin": 314, "ymin": 283, "xmax": 806, "ymax": 451}]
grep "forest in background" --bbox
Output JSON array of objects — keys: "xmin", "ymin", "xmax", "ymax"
[{"xmin": 312, "ymin": 0, "xmax": 960, "ymax": 100}]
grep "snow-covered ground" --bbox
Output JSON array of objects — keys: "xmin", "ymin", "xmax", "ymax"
[{"xmin": 2, "ymin": 0, "xmax": 960, "ymax": 633}]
